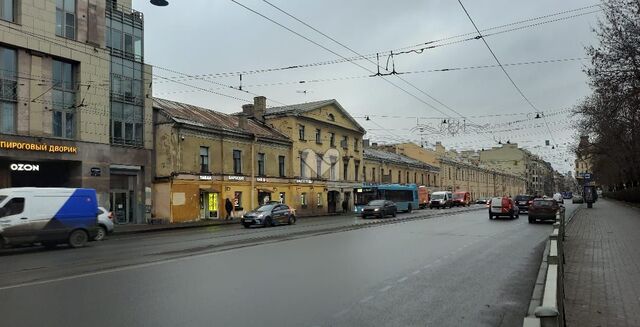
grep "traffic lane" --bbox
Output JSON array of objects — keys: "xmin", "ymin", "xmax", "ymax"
[
  {"xmin": 0, "ymin": 205, "xmax": 483, "ymax": 287},
  {"xmin": 0, "ymin": 208, "xmax": 551, "ymax": 327}
]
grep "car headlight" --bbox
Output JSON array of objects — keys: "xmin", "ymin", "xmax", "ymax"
[{"xmin": 374, "ymin": 208, "xmax": 380, "ymax": 211}]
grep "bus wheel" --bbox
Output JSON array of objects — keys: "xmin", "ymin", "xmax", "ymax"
[{"xmin": 407, "ymin": 204, "xmax": 413, "ymax": 213}]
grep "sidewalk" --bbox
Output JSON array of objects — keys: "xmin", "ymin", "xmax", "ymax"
[{"xmin": 564, "ymin": 199, "xmax": 640, "ymax": 327}]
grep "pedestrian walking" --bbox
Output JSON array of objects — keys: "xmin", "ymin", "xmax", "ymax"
[
  {"xmin": 342, "ymin": 199, "xmax": 348, "ymax": 213},
  {"xmin": 225, "ymin": 198, "xmax": 233, "ymax": 220}
]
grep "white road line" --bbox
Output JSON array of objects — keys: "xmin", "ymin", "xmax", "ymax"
[
  {"xmin": 379, "ymin": 285, "xmax": 392, "ymax": 292},
  {"xmin": 411, "ymin": 270, "xmax": 421, "ymax": 275},
  {"xmin": 360, "ymin": 295, "xmax": 374, "ymax": 303},
  {"xmin": 423, "ymin": 264, "xmax": 432, "ymax": 269},
  {"xmin": 397, "ymin": 276, "xmax": 408, "ymax": 283}
]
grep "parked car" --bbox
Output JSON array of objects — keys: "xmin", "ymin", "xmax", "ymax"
[
  {"xmin": 361, "ymin": 200, "xmax": 397, "ymax": 219},
  {"xmin": 0, "ymin": 187, "xmax": 99, "ymax": 249},
  {"xmin": 489, "ymin": 196, "xmax": 519, "ymax": 219},
  {"xmin": 514, "ymin": 194, "xmax": 535, "ymax": 213},
  {"xmin": 241, "ymin": 203, "xmax": 296, "ymax": 228},
  {"xmin": 562, "ymin": 191, "xmax": 573, "ymax": 199},
  {"xmin": 452, "ymin": 191, "xmax": 471, "ymax": 207},
  {"xmin": 95, "ymin": 206, "xmax": 114, "ymax": 241},
  {"xmin": 572, "ymin": 195, "xmax": 584, "ymax": 203},
  {"xmin": 429, "ymin": 191, "xmax": 453, "ymax": 209},
  {"xmin": 528, "ymin": 199, "xmax": 560, "ymax": 223},
  {"xmin": 475, "ymin": 197, "xmax": 489, "ymax": 204}
]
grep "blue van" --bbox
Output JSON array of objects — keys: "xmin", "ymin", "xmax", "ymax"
[{"xmin": 0, "ymin": 188, "xmax": 100, "ymax": 248}]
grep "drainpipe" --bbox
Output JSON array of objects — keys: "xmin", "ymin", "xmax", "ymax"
[{"xmin": 250, "ymin": 135, "xmax": 257, "ymax": 210}]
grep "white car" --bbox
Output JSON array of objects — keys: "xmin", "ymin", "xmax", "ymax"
[
  {"xmin": 96, "ymin": 207, "xmax": 114, "ymax": 241},
  {"xmin": 552, "ymin": 193, "xmax": 564, "ymax": 204}
]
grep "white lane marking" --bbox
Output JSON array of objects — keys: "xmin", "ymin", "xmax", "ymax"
[
  {"xmin": 397, "ymin": 276, "xmax": 408, "ymax": 283},
  {"xmin": 379, "ymin": 285, "xmax": 392, "ymax": 292},
  {"xmin": 411, "ymin": 270, "xmax": 421, "ymax": 275},
  {"xmin": 423, "ymin": 264, "xmax": 432, "ymax": 269},
  {"xmin": 360, "ymin": 295, "xmax": 374, "ymax": 303}
]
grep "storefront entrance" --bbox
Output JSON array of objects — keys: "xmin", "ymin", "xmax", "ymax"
[
  {"xmin": 328, "ymin": 191, "xmax": 340, "ymax": 213},
  {"xmin": 110, "ymin": 191, "xmax": 133, "ymax": 224},
  {"xmin": 200, "ymin": 191, "xmax": 220, "ymax": 219},
  {"xmin": 257, "ymin": 190, "xmax": 273, "ymax": 206},
  {"xmin": 0, "ymin": 159, "xmax": 81, "ymax": 188}
]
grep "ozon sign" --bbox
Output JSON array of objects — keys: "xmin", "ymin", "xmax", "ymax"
[{"xmin": 10, "ymin": 163, "xmax": 40, "ymax": 172}]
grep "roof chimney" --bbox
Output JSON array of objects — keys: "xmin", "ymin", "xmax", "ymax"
[
  {"xmin": 242, "ymin": 104, "xmax": 254, "ymax": 117},
  {"xmin": 254, "ymin": 96, "xmax": 266, "ymax": 122},
  {"xmin": 238, "ymin": 113, "xmax": 248, "ymax": 130}
]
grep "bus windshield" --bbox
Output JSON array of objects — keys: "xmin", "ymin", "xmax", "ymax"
[{"xmin": 431, "ymin": 193, "xmax": 445, "ymax": 200}]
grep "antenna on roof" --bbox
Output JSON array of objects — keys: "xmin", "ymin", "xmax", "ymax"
[{"xmin": 296, "ymin": 90, "xmax": 313, "ymax": 102}]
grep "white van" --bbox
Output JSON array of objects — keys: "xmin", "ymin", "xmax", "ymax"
[
  {"xmin": 429, "ymin": 191, "xmax": 454, "ymax": 209},
  {"xmin": 0, "ymin": 188, "xmax": 99, "ymax": 248}
]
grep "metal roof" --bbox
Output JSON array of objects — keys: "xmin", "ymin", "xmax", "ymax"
[
  {"xmin": 364, "ymin": 148, "xmax": 440, "ymax": 172},
  {"xmin": 153, "ymin": 98, "xmax": 290, "ymax": 142}
]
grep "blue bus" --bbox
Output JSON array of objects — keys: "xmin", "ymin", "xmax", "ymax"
[{"xmin": 354, "ymin": 184, "xmax": 419, "ymax": 214}]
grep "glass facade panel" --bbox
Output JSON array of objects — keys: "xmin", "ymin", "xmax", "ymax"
[
  {"xmin": 1, "ymin": 0, "xmax": 14, "ymax": 22},
  {"xmin": 1, "ymin": 102, "xmax": 14, "ymax": 133}
]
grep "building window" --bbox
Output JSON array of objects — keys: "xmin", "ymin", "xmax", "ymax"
[
  {"xmin": 363, "ymin": 166, "xmax": 366, "ymax": 182},
  {"xmin": 398, "ymin": 170, "xmax": 401, "ymax": 183},
  {"xmin": 354, "ymin": 138, "xmax": 359, "ymax": 151},
  {"xmin": 354, "ymin": 161, "xmax": 360, "ymax": 181},
  {"xmin": 316, "ymin": 193, "xmax": 322, "ymax": 207},
  {"xmin": 298, "ymin": 125, "xmax": 305, "ymax": 140},
  {"xmin": 110, "ymin": 57, "xmax": 144, "ymax": 147},
  {"xmin": 414, "ymin": 172, "xmax": 417, "ymax": 183},
  {"xmin": 327, "ymin": 113, "xmax": 335, "ymax": 121},
  {"xmin": 421, "ymin": 174, "xmax": 425, "ymax": 185},
  {"xmin": 329, "ymin": 132, "xmax": 335, "ymax": 147},
  {"xmin": 300, "ymin": 157, "xmax": 307, "ymax": 178},
  {"xmin": 343, "ymin": 161, "xmax": 348, "ymax": 180},
  {"xmin": 372, "ymin": 168, "xmax": 376, "ymax": 182},
  {"xmin": 0, "ymin": 47, "xmax": 16, "ymax": 134},
  {"xmin": 341, "ymin": 135, "xmax": 348, "ymax": 149},
  {"xmin": 56, "ymin": 0, "xmax": 76, "ymax": 39},
  {"xmin": 315, "ymin": 128, "xmax": 321, "ymax": 144},
  {"xmin": 0, "ymin": 0, "xmax": 14, "ymax": 22},
  {"xmin": 301, "ymin": 192, "xmax": 307, "ymax": 206},
  {"xmin": 106, "ymin": 6, "xmax": 144, "ymax": 60},
  {"xmin": 330, "ymin": 162, "xmax": 336, "ymax": 181},
  {"xmin": 316, "ymin": 155, "xmax": 322, "ymax": 178},
  {"xmin": 52, "ymin": 59, "xmax": 75, "ymax": 138},
  {"xmin": 200, "ymin": 146, "xmax": 209, "ymax": 173},
  {"xmin": 233, "ymin": 150, "xmax": 242, "ymax": 174},
  {"xmin": 257, "ymin": 153, "xmax": 265, "ymax": 176},
  {"xmin": 278, "ymin": 155, "xmax": 285, "ymax": 177}
]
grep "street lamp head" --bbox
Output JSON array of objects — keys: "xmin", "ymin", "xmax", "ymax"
[{"xmin": 150, "ymin": 0, "xmax": 169, "ymax": 6}]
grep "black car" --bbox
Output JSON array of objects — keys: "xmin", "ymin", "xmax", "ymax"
[
  {"xmin": 514, "ymin": 194, "xmax": 535, "ymax": 213},
  {"xmin": 361, "ymin": 200, "xmax": 397, "ymax": 219},
  {"xmin": 241, "ymin": 203, "xmax": 296, "ymax": 228}
]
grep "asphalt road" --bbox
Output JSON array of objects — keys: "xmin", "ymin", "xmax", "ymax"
[{"xmin": 0, "ymin": 203, "xmax": 580, "ymax": 327}]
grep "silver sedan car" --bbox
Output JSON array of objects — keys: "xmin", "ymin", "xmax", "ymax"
[{"xmin": 241, "ymin": 203, "xmax": 296, "ymax": 228}]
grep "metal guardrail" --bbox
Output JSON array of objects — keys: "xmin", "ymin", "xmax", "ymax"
[{"xmin": 523, "ymin": 207, "xmax": 566, "ymax": 327}]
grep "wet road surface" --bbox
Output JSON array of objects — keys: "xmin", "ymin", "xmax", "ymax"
[{"xmin": 0, "ymin": 204, "xmax": 579, "ymax": 327}]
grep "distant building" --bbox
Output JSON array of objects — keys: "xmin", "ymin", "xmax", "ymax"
[{"xmin": 575, "ymin": 135, "xmax": 594, "ymax": 186}]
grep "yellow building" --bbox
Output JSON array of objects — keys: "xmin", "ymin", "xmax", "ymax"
[
  {"xmin": 363, "ymin": 147, "xmax": 439, "ymax": 187},
  {"xmin": 153, "ymin": 97, "xmax": 293, "ymax": 223},
  {"xmin": 256, "ymin": 99, "xmax": 366, "ymax": 214},
  {"xmin": 377, "ymin": 142, "xmax": 526, "ymax": 199}
]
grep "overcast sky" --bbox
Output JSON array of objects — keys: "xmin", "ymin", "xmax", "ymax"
[{"xmin": 134, "ymin": 0, "xmax": 602, "ymax": 174}]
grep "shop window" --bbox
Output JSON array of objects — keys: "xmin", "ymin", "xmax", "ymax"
[
  {"xmin": 316, "ymin": 193, "xmax": 323, "ymax": 207},
  {"xmin": 200, "ymin": 146, "xmax": 209, "ymax": 172},
  {"xmin": 301, "ymin": 192, "xmax": 307, "ymax": 207},
  {"xmin": 257, "ymin": 153, "xmax": 265, "ymax": 176},
  {"xmin": 0, "ymin": 197, "xmax": 24, "ymax": 217},
  {"xmin": 233, "ymin": 150, "xmax": 242, "ymax": 174},
  {"xmin": 279, "ymin": 192, "xmax": 285, "ymax": 204},
  {"xmin": 0, "ymin": 0, "xmax": 14, "ymax": 22},
  {"xmin": 278, "ymin": 155, "xmax": 285, "ymax": 177},
  {"xmin": 233, "ymin": 191, "xmax": 242, "ymax": 210},
  {"xmin": 52, "ymin": 59, "xmax": 75, "ymax": 138}
]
